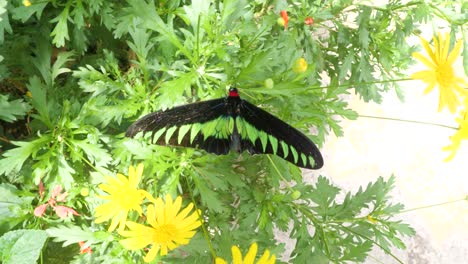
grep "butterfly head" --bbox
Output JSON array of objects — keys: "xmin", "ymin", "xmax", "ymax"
[{"xmin": 228, "ymin": 87, "xmax": 239, "ymax": 98}]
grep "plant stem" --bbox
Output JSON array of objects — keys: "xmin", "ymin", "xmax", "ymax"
[
  {"xmin": 63, "ymin": 140, "xmax": 106, "ymax": 175},
  {"xmin": 399, "ymin": 197, "xmax": 467, "ymax": 214},
  {"xmin": 357, "ymin": 114, "xmax": 458, "ymax": 130},
  {"xmin": 184, "ymin": 169, "xmax": 217, "ymax": 260},
  {"xmin": 308, "ymin": 77, "xmax": 413, "ymax": 91},
  {"xmin": 266, "ymin": 155, "xmax": 292, "ymax": 191}
]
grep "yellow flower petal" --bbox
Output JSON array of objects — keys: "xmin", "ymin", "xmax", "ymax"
[
  {"xmin": 244, "ymin": 243, "xmax": 258, "ymax": 264},
  {"xmin": 412, "ymin": 52, "xmax": 436, "ymax": 69},
  {"xmin": 447, "ymin": 39, "xmax": 463, "ymax": 65},
  {"xmin": 420, "ymin": 36, "xmax": 436, "ymax": 63},
  {"xmin": 440, "ymin": 33, "xmax": 450, "ymax": 61},
  {"xmin": 215, "ymin": 257, "xmax": 228, "ymax": 264},
  {"xmin": 94, "ymin": 163, "xmax": 148, "ymax": 232},
  {"xmin": 219, "ymin": 243, "xmax": 276, "ymax": 264},
  {"xmin": 144, "ymin": 245, "xmax": 160, "ymax": 263},
  {"xmin": 231, "ymin": 245, "xmax": 243, "ymax": 264}
]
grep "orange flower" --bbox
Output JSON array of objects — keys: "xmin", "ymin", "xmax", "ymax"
[
  {"xmin": 280, "ymin": 10, "xmax": 288, "ymax": 29},
  {"xmin": 305, "ymin": 17, "xmax": 314, "ymax": 25},
  {"xmin": 79, "ymin": 241, "xmax": 92, "ymax": 254}
]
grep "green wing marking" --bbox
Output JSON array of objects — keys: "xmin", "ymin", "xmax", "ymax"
[
  {"xmin": 178, "ymin": 124, "xmax": 191, "ymax": 144},
  {"xmin": 280, "ymin": 141, "xmax": 289, "ymax": 159},
  {"xmin": 165, "ymin": 126, "xmax": 178, "ymax": 144},
  {"xmin": 190, "ymin": 123, "xmax": 202, "ymax": 143},
  {"xmin": 152, "ymin": 127, "xmax": 167, "ymax": 143},
  {"xmin": 290, "ymin": 146, "xmax": 299, "ymax": 164}
]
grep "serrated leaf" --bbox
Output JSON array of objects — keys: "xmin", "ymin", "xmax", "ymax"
[
  {"xmin": 0, "ymin": 95, "xmax": 32, "ymax": 122},
  {"xmin": 0, "ymin": 184, "xmax": 33, "ymax": 233},
  {"xmin": 11, "ymin": 2, "xmax": 48, "ymax": 23},
  {"xmin": 50, "ymin": 6, "xmax": 70, "ymax": 47},
  {"xmin": 69, "ymin": 139, "xmax": 112, "ymax": 167},
  {"xmin": 308, "ymin": 176, "xmax": 340, "ymax": 209},
  {"xmin": 191, "ymin": 171, "xmax": 227, "ymax": 213},
  {"xmin": 56, "ymin": 154, "xmax": 75, "ymax": 189},
  {"xmin": 51, "ymin": 51, "xmax": 74, "ymax": 82},
  {"xmin": 0, "ymin": 229, "xmax": 47, "ymax": 264},
  {"xmin": 0, "ymin": 0, "xmax": 12, "ymax": 43},
  {"xmin": 0, "ymin": 136, "xmax": 51, "ymax": 176},
  {"xmin": 156, "ymin": 72, "xmax": 196, "ymax": 110},
  {"xmin": 339, "ymin": 50, "xmax": 354, "ymax": 81},
  {"xmin": 46, "ymin": 225, "xmax": 97, "ymax": 247},
  {"xmin": 27, "ymin": 76, "xmax": 52, "ymax": 127}
]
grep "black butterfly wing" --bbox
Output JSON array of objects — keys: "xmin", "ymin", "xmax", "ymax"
[
  {"xmin": 126, "ymin": 99, "xmax": 233, "ymax": 155},
  {"xmin": 237, "ymin": 100, "xmax": 323, "ymax": 169}
]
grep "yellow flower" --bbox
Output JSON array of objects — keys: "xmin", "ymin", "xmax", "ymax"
[
  {"xmin": 119, "ymin": 195, "xmax": 201, "ymax": 263},
  {"xmin": 443, "ymin": 110, "xmax": 468, "ymax": 161},
  {"xmin": 292, "ymin": 58, "xmax": 308, "ymax": 73},
  {"xmin": 80, "ymin": 188, "xmax": 89, "ymax": 197},
  {"xmin": 23, "ymin": 0, "xmax": 31, "ymax": 6},
  {"xmin": 367, "ymin": 215, "xmax": 378, "ymax": 224},
  {"xmin": 411, "ymin": 33, "xmax": 468, "ymax": 113},
  {"xmin": 95, "ymin": 164, "xmax": 152, "ymax": 232},
  {"xmin": 215, "ymin": 243, "xmax": 276, "ymax": 264}
]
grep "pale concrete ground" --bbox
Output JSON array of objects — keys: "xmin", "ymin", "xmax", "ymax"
[
  {"xmin": 275, "ymin": 4, "xmax": 467, "ymax": 262},
  {"xmin": 303, "ymin": 32, "xmax": 468, "ymax": 263}
]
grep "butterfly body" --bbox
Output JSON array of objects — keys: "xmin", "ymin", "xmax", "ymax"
[{"xmin": 126, "ymin": 88, "xmax": 323, "ymax": 169}]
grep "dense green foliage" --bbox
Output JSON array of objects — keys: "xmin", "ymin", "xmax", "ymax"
[{"xmin": 0, "ymin": 0, "xmax": 466, "ymax": 263}]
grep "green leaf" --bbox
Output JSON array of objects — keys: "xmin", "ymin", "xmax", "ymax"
[
  {"xmin": 0, "ymin": 184, "xmax": 33, "ymax": 234},
  {"xmin": 0, "ymin": 229, "xmax": 47, "ymax": 264},
  {"xmin": 0, "ymin": 136, "xmax": 51, "ymax": 176},
  {"xmin": 11, "ymin": 2, "xmax": 48, "ymax": 23},
  {"xmin": 0, "ymin": 0, "xmax": 12, "ymax": 43},
  {"xmin": 56, "ymin": 154, "xmax": 76, "ymax": 190},
  {"xmin": 69, "ymin": 139, "xmax": 112, "ymax": 167},
  {"xmin": 46, "ymin": 225, "xmax": 105, "ymax": 247},
  {"xmin": 50, "ymin": 5, "xmax": 70, "ymax": 47},
  {"xmin": 220, "ymin": 0, "xmax": 247, "ymax": 30},
  {"xmin": 191, "ymin": 171, "xmax": 228, "ymax": 213},
  {"xmin": 51, "ymin": 51, "xmax": 74, "ymax": 82},
  {"xmin": 0, "ymin": 95, "xmax": 31, "ymax": 122},
  {"xmin": 156, "ymin": 71, "xmax": 196, "ymax": 110},
  {"xmin": 339, "ymin": 50, "xmax": 354, "ymax": 81},
  {"xmin": 308, "ymin": 176, "xmax": 340, "ymax": 210},
  {"xmin": 27, "ymin": 76, "xmax": 52, "ymax": 127}
]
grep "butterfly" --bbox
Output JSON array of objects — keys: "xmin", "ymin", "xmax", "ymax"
[{"xmin": 126, "ymin": 88, "xmax": 323, "ymax": 169}]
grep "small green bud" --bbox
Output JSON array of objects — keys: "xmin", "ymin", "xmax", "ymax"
[
  {"xmin": 264, "ymin": 78, "xmax": 274, "ymax": 89},
  {"xmin": 291, "ymin": 190, "xmax": 301, "ymax": 199}
]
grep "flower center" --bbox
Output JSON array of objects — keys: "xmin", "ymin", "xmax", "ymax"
[
  {"xmin": 152, "ymin": 224, "xmax": 177, "ymax": 244},
  {"xmin": 436, "ymin": 63, "xmax": 454, "ymax": 87}
]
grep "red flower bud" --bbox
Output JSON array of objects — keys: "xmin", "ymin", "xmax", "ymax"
[{"xmin": 305, "ymin": 17, "xmax": 314, "ymax": 25}]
